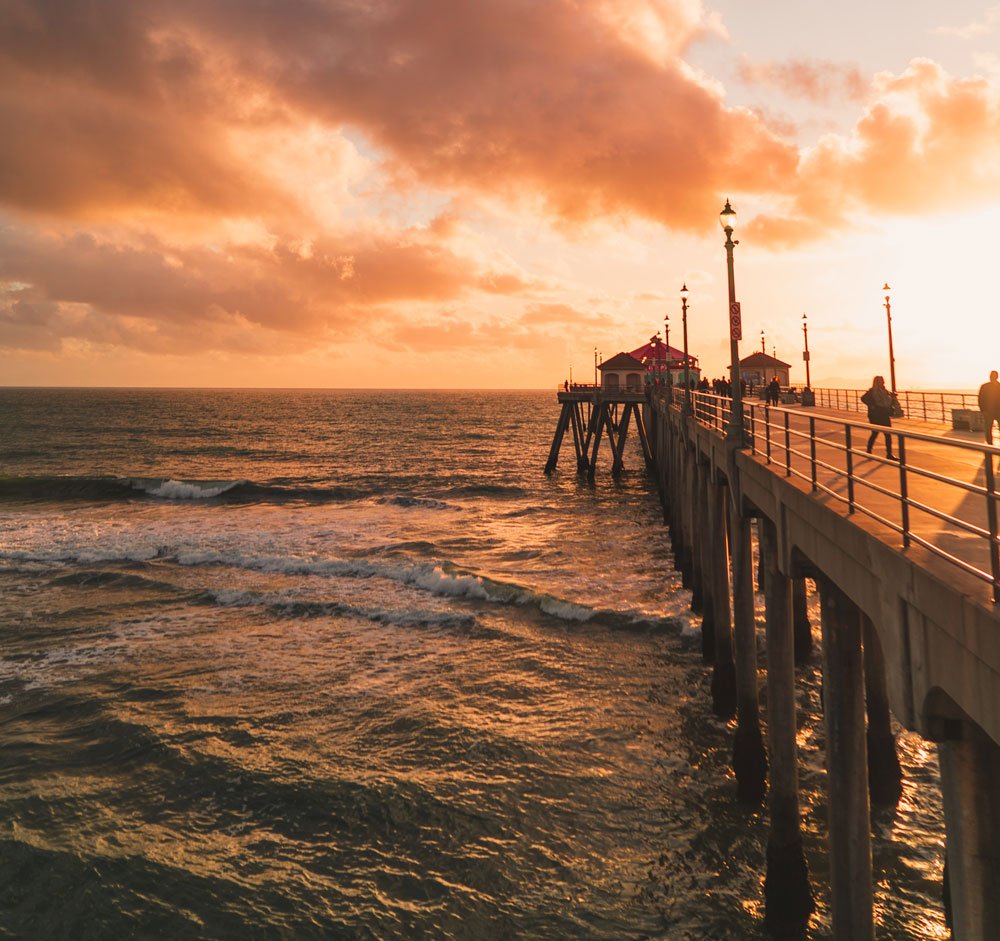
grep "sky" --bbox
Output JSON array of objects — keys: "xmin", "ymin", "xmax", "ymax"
[{"xmin": 3, "ymin": 0, "xmax": 1000, "ymax": 390}]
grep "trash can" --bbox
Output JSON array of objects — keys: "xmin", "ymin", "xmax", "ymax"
[{"xmin": 801, "ymin": 388, "xmax": 815, "ymax": 407}]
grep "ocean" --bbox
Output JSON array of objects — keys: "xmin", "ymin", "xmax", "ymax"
[{"xmin": 0, "ymin": 388, "xmax": 946, "ymax": 939}]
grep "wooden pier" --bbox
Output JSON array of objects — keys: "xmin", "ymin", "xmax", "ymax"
[{"xmin": 544, "ymin": 387, "xmax": 653, "ymax": 479}]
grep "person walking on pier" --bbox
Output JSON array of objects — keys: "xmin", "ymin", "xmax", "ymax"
[
  {"xmin": 978, "ymin": 370, "xmax": 1000, "ymax": 444},
  {"xmin": 861, "ymin": 375, "xmax": 896, "ymax": 459}
]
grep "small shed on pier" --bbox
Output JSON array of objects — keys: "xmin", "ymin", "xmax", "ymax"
[
  {"xmin": 739, "ymin": 351, "xmax": 791, "ymax": 389},
  {"xmin": 599, "ymin": 352, "xmax": 646, "ymax": 392}
]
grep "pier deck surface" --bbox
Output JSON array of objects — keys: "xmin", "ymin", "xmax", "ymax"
[{"xmin": 725, "ymin": 399, "xmax": 999, "ymax": 609}]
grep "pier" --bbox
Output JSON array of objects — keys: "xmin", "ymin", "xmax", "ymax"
[
  {"xmin": 544, "ymin": 385, "xmax": 653, "ymax": 479},
  {"xmin": 547, "ymin": 387, "xmax": 1000, "ymax": 939}
]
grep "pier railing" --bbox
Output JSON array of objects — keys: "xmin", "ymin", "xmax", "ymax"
[
  {"xmin": 684, "ymin": 391, "xmax": 1000, "ymax": 603},
  {"xmin": 810, "ymin": 387, "xmax": 979, "ymax": 423}
]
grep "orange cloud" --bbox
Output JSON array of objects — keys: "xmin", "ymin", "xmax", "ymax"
[
  {"xmin": 738, "ymin": 58, "xmax": 867, "ymax": 105},
  {"xmin": 0, "ymin": 0, "xmax": 798, "ymax": 231},
  {"xmin": 0, "ymin": 222, "xmax": 525, "ymax": 354},
  {"xmin": 748, "ymin": 59, "xmax": 1000, "ymax": 245}
]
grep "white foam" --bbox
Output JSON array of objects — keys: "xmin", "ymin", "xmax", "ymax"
[
  {"xmin": 144, "ymin": 479, "xmax": 245, "ymax": 500},
  {"xmin": 536, "ymin": 596, "xmax": 593, "ymax": 622}
]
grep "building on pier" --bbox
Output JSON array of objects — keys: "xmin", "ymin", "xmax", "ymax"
[
  {"xmin": 739, "ymin": 351, "xmax": 791, "ymax": 388},
  {"xmin": 598, "ymin": 352, "xmax": 646, "ymax": 391},
  {"xmin": 629, "ymin": 336, "xmax": 701, "ymax": 387}
]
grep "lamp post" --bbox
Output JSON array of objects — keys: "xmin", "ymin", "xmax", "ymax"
[
  {"xmin": 681, "ymin": 283, "xmax": 691, "ymax": 414},
  {"xmin": 720, "ymin": 199, "xmax": 745, "ymax": 443},
  {"xmin": 802, "ymin": 313, "xmax": 811, "ymax": 389},
  {"xmin": 883, "ymin": 282, "xmax": 897, "ymax": 393},
  {"xmin": 664, "ymin": 313, "xmax": 671, "ymax": 392},
  {"xmin": 760, "ymin": 330, "xmax": 766, "ymax": 355},
  {"xmin": 594, "ymin": 347, "xmax": 598, "ymax": 388}
]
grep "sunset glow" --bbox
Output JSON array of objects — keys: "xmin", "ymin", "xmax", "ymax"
[{"xmin": 3, "ymin": 0, "xmax": 1000, "ymax": 389}]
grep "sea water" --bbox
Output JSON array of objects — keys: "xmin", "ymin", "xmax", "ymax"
[{"xmin": 0, "ymin": 388, "xmax": 946, "ymax": 939}]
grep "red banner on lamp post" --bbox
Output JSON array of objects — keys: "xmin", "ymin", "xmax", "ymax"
[{"xmin": 729, "ymin": 301, "xmax": 742, "ymax": 340}]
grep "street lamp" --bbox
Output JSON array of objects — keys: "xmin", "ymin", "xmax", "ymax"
[
  {"xmin": 883, "ymin": 282, "xmax": 897, "ymax": 393},
  {"xmin": 720, "ymin": 199, "xmax": 745, "ymax": 443},
  {"xmin": 802, "ymin": 313, "xmax": 811, "ymax": 389},
  {"xmin": 681, "ymin": 283, "xmax": 691, "ymax": 414},
  {"xmin": 664, "ymin": 312, "xmax": 671, "ymax": 393}
]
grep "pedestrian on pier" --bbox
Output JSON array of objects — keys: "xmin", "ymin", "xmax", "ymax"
[
  {"xmin": 861, "ymin": 375, "xmax": 896, "ymax": 459},
  {"xmin": 766, "ymin": 377, "xmax": 781, "ymax": 406},
  {"xmin": 978, "ymin": 370, "xmax": 1000, "ymax": 444}
]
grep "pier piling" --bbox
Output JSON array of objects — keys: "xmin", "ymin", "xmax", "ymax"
[
  {"xmin": 861, "ymin": 615, "xmax": 903, "ymax": 807},
  {"xmin": 818, "ymin": 576, "xmax": 874, "ymax": 940},
  {"xmin": 760, "ymin": 517, "xmax": 815, "ymax": 934},
  {"xmin": 709, "ymin": 478, "xmax": 737, "ymax": 718},
  {"xmin": 730, "ymin": 500, "xmax": 767, "ymax": 803}
]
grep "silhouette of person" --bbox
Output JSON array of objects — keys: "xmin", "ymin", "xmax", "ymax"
[
  {"xmin": 861, "ymin": 375, "xmax": 896, "ymax": 459},
  {"xmin": 978, "ymin": 370, "xmax": 1000, "ymax": 445}
]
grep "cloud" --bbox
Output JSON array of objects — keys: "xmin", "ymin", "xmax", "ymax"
[
  {"xmin": 931, "ymin": 5, "xmax": 1000, "ymax": 39},
  {"xmin": 747, "ymin": 59, "xmax": 1000, "ymax": 245},
  {"xmin": 0, "ymin": 220, "xmax": 526, "ymax": 354},
  {"xmin": 0, "ymin": 0, "xmax": 798, "ymax": 233},
  {"xmin": 738, "ymin": 58, "xmax": 867, "ymax": 105}
]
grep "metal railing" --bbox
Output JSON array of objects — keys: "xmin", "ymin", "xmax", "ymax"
[
  {"xmin": 678, "ymin": 390, "xmax": 1000, "ymax": 603},
  {"xmin": 810, "ymin": 387, "xmax": 980, "ymax": 423}
]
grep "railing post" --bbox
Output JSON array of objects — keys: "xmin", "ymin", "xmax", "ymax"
[
  {"xmin": 784, "ymin": 411, "xmax": 792, "ymax": 477},
  {"xmin": 898, "ymin": 435, "xmax": 910, "ymax": 548},
  {"xmin": 985, "ymin": 450, "xmax": 1000, "ymax": 604},
  {"xmin": 809, "ymin": 416, "xmax": 817, "ymax": 492},
  {"xmin": 765, "ymin": 407, "xmax": 772, "ymax": 464},
  {"xmin": 845, "ymin": 425, "xmax": 855, "ymax": 513}
]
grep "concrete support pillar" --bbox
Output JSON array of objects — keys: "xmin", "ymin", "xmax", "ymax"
[
  {"xmin": 729, "ymin": 502, "xmax": 767, "ymax": 803},
  {"xmin": 938, "ymin": 720, "xmax": 1000, "ymax": 940},
  {"xmin": 793, "ymin": 577, "xmax": 813, "ymax": 664},
  {"xmin": 696, "ymin": 462, "xmax": 716, "ymax": 663},
  {"xmin": 818, "ymin": 577, "xmax": 874, "ymax": 941},
  {"xmin": 755, "ymin": 518, "xmax": 766, "ymax": 595},
  {"xmin": 678, "ymin": 447, "xmax": 694, "ymax": 590},
  {"xmin": 760, "ymin": 517, "xmax": 814, "ymax": 934},
  {"xmin": 861, "ymin": 615, "xmax": 903, "ymax": 807},
  {"xmin": 688, "ymin": 454, "xmax": 704, "ymax": 615},
  {"xmin": 709, "ymin": 479, "xmax": 736, "ymax": 718}
]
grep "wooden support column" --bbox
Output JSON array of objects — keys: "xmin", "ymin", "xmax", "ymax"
[
  {"xmin": 610, "ymin": 403, "xmax": 632, "ymax": 476},
  {"xmin": 570, "ymin": 403, "xmax": 588, "ymax": 472},
  {"xmin": 760, "ymin": 517, "xmax": 814, "ymax": 934},
  {"xmin": 938, "ymin": 720, "xmax": 1000, "ymax": 940},
  {"xmin": 793, "ymin": 577, "xmax": 814, "ymax": 664},
  {"xmin": 729, "ymin": 499, "xmax": 767, "ymax": 803},
  {"xmin": 696, "ymin": 460, "xmax": 716, "ymax": 662},
  {"xmin": 861, "ymin": 615, "xmax": 903, "ymax": 807},
  {"xmin": 709, "ymin": 478, "xmax": 736, "ymax": 718},
  {"xmin": 587, "ymin": 402, "xmax": 607, "ymax": 482},
  {"xmin": 688, "ymin": 450, "xmax": 704, "ymax": 614},
  {"xmin": 818, "ymin": 576, "xmax": 874, "ymax": 941},
  {"xmin": 544, "ymin": 402, "xmax": 571, "ymax": 473},
  {"xmin": 634, "ymin": 403, "xmax": 654, "ymax": 469}
]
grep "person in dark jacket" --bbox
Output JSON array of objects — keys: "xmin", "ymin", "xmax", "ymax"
[
  {"xmin": 767, "ymin": 377, "xmax": 781, "ymax": 406},
  {"xmin": 978, "ymin": 370, "xmax": 1000, "ymax": 445},
  {"xmin": 861, "ymin": 375, "xmax": 895, "ymax": 459}
]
